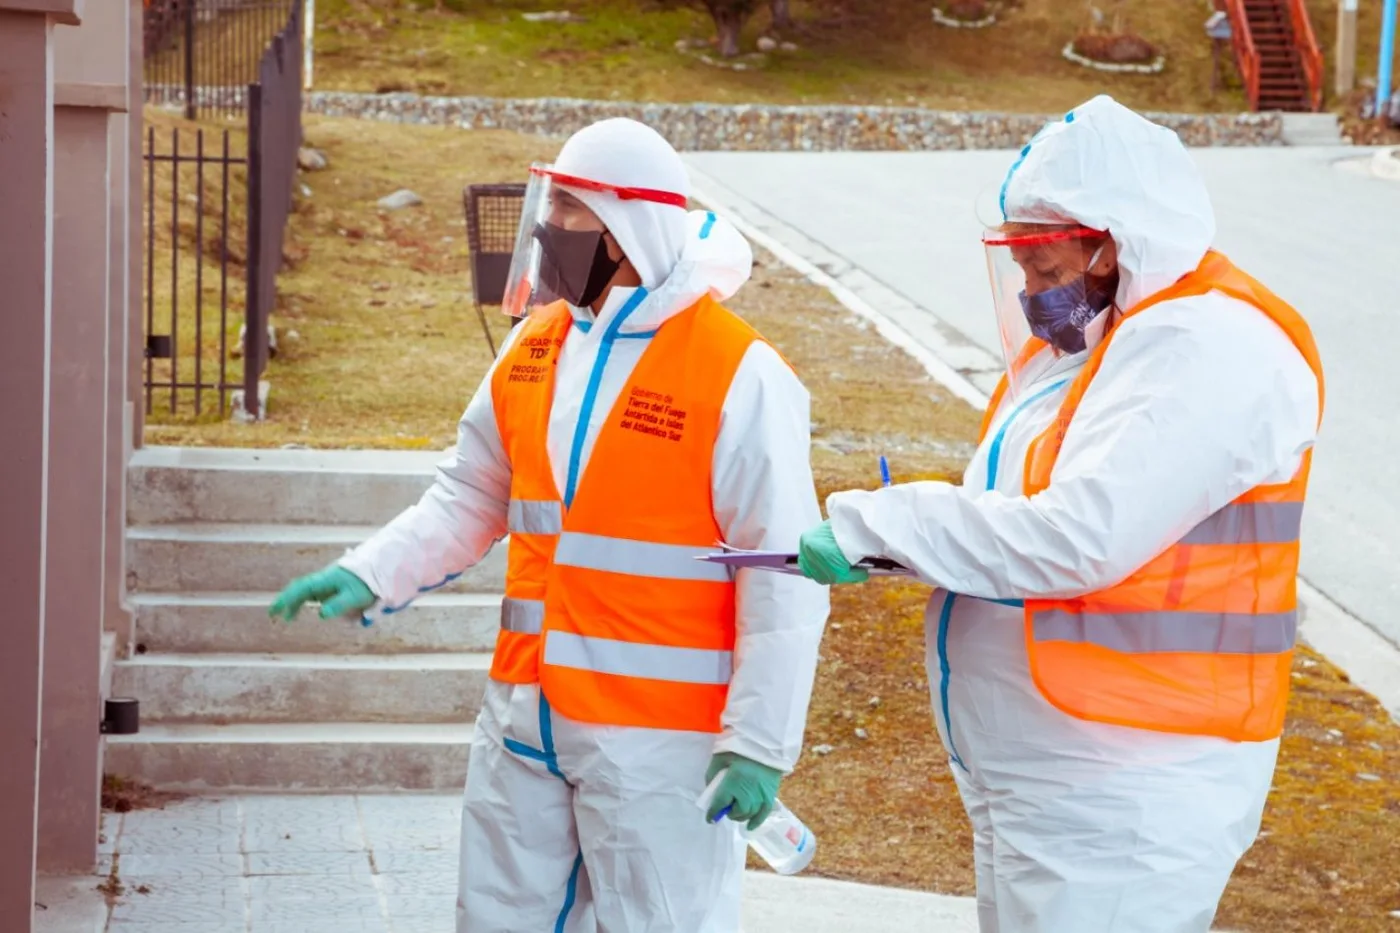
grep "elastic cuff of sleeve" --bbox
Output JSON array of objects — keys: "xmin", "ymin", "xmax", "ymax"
[
  {"xmin": 827, "ymin": 503, "xmax": 873, "ymax": 567},
  {"xmin": 712, "ymin": 735, "xmax": 794, "ymax": 775}
]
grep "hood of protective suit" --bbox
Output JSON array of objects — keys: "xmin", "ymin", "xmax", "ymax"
[
  {"xmin": 999, "ymin": 95, "xmax": 1217, "ymax": 312},
  {"xmin": 609, "ymin": 209, "xmax": 753, "ymax": 333},
  {"xmin": 553, "ymin": 118, "xmax": 753, "ymax": 335},
  {"xmin": 554, "ymin": 118, "xmax": 691, "ymax": 292}
]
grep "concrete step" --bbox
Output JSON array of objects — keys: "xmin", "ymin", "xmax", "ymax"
[
  {"xmin": 104, "ymin": 721, "xmax": 471, "ymax": 791},
  {"xmin": 1280, "ymin": 112, "xmax": 1344, "ymax": 145},
  {"xmin": 127, "ymin": 591, "xmax": 503, "ymax": 655},
  {"xmin": 127, "ymin": 522, "xmax": 508, "ymax": 593},
  {"xmin": 128, "ymin": 446, "xmax": 443, "ymax": 526},
  {"xmin": 112, "ymin": 652, "xmax": 492, "ymax": 723}
]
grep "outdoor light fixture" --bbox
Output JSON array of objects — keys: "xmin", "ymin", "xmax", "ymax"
[{"xmin": 100, "ymin": 697, "xmax": 140, "ymax": 736}]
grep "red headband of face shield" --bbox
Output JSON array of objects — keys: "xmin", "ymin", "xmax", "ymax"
[
  {"xmin": 981, "ymin": 226, "xmax": 1108, "ymax": 247},
  {"xmin": 983, "ymin": 224, "xmax": 1114, "ymax": 400},
  {"xmin": 528, "ymin": 166, "xmax": 688, "ymax": 209}
]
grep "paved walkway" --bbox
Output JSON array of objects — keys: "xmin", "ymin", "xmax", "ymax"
[{"xmin": 45, "ymin": 794, "xmax": 979, "ymax": 932}]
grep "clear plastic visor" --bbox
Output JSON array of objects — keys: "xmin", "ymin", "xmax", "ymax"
[
  {"xmin": 500, "ymin": 164, "xmax": 688, "ymax": 319},
  {"xmin": 982, "ymin": 224, "xmax": 1109, "ymax": 399},
  {"xmin": 500, "ymin": 167, "xmax": 562, "ymax": 319}
]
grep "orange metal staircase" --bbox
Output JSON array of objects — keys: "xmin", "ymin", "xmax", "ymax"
[{"xmin": 1224, "ymin": 0, "xmax": 1324, "ymax": 112}]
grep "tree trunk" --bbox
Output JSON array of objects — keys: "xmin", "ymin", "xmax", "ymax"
[
  {"xmin": 714, "ymin": 9, "xmax": 743, "ymax": 57},
  {"xmin": 704, "ymin": 0, "xmax": 755, "ymax": 57},
  {"xmin": 770, "ymin": 0, "xmax": 792, "ymax": 31}
]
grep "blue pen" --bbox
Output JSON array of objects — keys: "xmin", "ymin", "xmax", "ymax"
[{"xmin": 879, "ymin": 455, "xmax": 892, "ymax": 488}]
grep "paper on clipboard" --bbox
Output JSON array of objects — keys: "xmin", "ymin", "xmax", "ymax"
[{"xmin": 696, "ymin": 543, "xmax": 912, "ymax": 577}]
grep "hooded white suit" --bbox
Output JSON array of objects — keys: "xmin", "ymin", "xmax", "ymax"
[
  {"xmin": 827, "ymin": 97, "xmax": 1321, "ymax": 933},
  {"xmin": 340, "ymin": 119, "xmax": 830, "ymax": 932}
]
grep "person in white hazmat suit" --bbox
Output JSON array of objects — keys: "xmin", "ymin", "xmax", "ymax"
[
  {"xmin": 797, "ymin": 96, "xmax": 1324, "ymax": 932},
  {"xmin": 269, "ymin": 118, "xmax": 830, "ymax": 932}
]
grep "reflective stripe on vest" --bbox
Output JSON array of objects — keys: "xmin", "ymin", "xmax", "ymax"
[
  {"xmin": 553, "ymin": 532, "xmax": 732, "ymax": 583},
  {"xmin": 1178, "ymin": 500, "xmax": 1303, "ymax": 546},
  {"xmin": 501, "ymin": 597, "xmax": 545, "ymax": 635},
  {"xmin": 544, "ymin": 631, "xmax": 733, "ymax": 685},
  {"xmin": 1034, "ymin": 609, "xmax": 1297, "ymax": 655},
  {"xmin": 509, "ymin": 499, "xmax": 564, "ymax": 536},
  {"xmin": 489, "ymin": 314, "xmax": 570, "ymax": 686}
]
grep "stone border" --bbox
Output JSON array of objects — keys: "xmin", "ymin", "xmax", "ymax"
[
  {"xmin": 673, "ymin": 38, "xmax": 768, "ymax": 72},
  {"xmin": 1062, "ymin": 41, "xmax": 1166, "ymax": 75},
  {"xmin": 299, "ymin": 92, "xmax": 1284, "ymax": 150},
  {"xmin": 931, "ymin": 6, "xmax": 997, "ymax": 28}
]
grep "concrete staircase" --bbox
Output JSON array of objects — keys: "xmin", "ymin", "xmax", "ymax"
[{"xmin": 105, "ymin": 446, "xmax": 505, "ymax": 792}]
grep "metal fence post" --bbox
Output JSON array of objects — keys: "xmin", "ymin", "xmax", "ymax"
[
  {"xmin": 244, "ymin": 81, "xmax": 264, "ymax": 420},
  {"xmin": 183, "ymin": 0, "xmax": 196, "ymax": 120}
]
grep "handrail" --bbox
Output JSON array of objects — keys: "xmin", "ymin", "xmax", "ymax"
[
  {"xmin": 1223, "ymin": 0, "xmax": 1260, "ymax": 111},
  {"xmin": 1286, "ymin": 0, "xmax": 1324, "ymax": 111}
]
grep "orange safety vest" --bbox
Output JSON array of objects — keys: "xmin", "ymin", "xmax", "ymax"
[
  {"xmin": 978, "ymin": 250, "xmax": 1325, "ymax": 742},
  {"xmin": 489, "ymin": 296, "xmax": 764, "ymax": 733}
]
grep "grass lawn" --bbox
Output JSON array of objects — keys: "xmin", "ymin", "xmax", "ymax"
[
  {"xmin": 310, "ymin": 0, "xmax": 1388, "ymax": 118},
  {"xmin": 146, "ymin": 115, "xmax": 1400, "ymax": 931}
]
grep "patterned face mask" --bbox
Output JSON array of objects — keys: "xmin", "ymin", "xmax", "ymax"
[{"xmin": 1017, "ymin": 245, "xmax": 1117, "ymax": 354}]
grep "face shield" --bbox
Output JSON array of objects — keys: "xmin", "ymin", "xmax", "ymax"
[
  {"xmin": 501, "ymin": 164, "xmax": 688, "ymax": 319},
  {"xmin": 982, "ymin": 225, "xmax": 1117, "ymax": 399}
]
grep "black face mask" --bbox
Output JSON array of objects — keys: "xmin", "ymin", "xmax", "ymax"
[{"xmin": 533, "ymin": 222, "xmax": 623, "ymax": 309}]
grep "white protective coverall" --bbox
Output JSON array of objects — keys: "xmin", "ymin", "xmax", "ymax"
[
  {"xmin": 826, "ymin": 96, "xmax": 1322, "ymax": 933},
  {"xmin": 339, "ymin": 118, "xmax": 830, "ymax": 933}
]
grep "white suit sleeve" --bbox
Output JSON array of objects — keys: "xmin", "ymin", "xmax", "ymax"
[
  {"xmin": 711, "ymin": 342, "xmax": 831, "ymax": 773},
  {"xmin": 827, "ymin": 295, "xmax": 1321, "ymax": 600},
  {"xmin": 338, "ymin": 328, "xmax": 521, "ymax": 614}
]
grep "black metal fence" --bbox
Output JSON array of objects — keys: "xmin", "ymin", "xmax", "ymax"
[
  {"xmin": 142, "ymin": 0, "xmax": 303, "ymax": 420},
  {"xmin": 144, "ymin": 0, "xmax": 296, "ymax": 119},
  {"xmin": 243, "ymin": 1, "xmax": 304, "ymax": 416},
  {"xmin": 143, "ymin": 127, "xmax": 246, "ymax": 418}
]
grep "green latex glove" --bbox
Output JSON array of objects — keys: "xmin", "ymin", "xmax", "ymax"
[
  {"xmin": 704, "ymin": 752, "xmax": 783, "ymax": 831},
  {"xmin": 797, "ymin": 520, "xmax": 869, "ymax": 585},
  {"xmin": 268, "ymin": 565, "xmax": 375, "ymax": 622}
]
